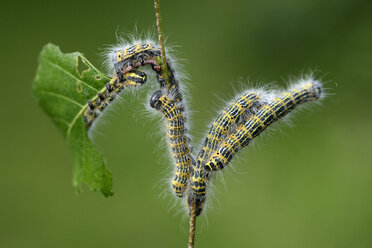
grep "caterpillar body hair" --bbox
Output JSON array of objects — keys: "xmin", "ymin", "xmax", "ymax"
[
  {"xmin": 205, "ymin": 80, "xmax": 323, "ymax": 172},
  {"xmin": 83, "ymin": 70, "xmax": 147, "ymax": 129},
  {"xmin": 106, "ymin": 39, "xmax": 192, "ymax": 198},
  {"xmin": 196, "ymin": 91, "xmax": 264, "ymax": 167},
  {"xmin": 186, "ymin": 90, "xmax": 265, "ymax": 216},
  {"xmin": 111, "ymin": 42, "xmax": 161, "ymax": 81},
  {"xmin": 108, "ymin": 39, "xmax": 192, "ymax": 197},
  {"xmin": 108, "ymin": 41, "xmax": 184, "ymax": 107},
  {"xmin": 149, "ymin": 90, "xmax": 193, "ymax": 197}
]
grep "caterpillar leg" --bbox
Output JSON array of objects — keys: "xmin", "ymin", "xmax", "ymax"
[{"xmin": 122, "ymin": 70, "xmax": 147, "ymax": 87}]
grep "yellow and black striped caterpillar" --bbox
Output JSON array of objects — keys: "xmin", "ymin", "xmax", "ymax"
[
  {"xmin": 187, "ymin": 91, "xmax": 264, "ymax": 215},
  {"xmin": 112, "ymin": 42, "xmax": 161, "ymax": 80},
  {"xmin": 186, "ymin": 80, "xmax": 323, "ymax": 216},
  {"xmin": 149, "ymin": 90, "xmax": 193, "ymax": 197},
  {"xmin": 85, "ymin": 41, "xmax": 185, "ymax": 131},
  {"xmin": 107, "ymin": 41, "xmax": 325, "ymax": 218},
  {"xmin": 205, "ymin": 81, "xmax": 322, "ymax": 172},
  {"xmin": 83, "ymin": 70, "xmax": 147, "ymax": 128},
  {"xmin": 109, "ymin": 42, "xmax": 183, "ymax": 105},
  {"xmin": 196, "ymin": 92, "xmax": 263, "ymax": 167},
  {"xmin": 107, "ymin": 41, "xmax": 191, "ymax": 197}
]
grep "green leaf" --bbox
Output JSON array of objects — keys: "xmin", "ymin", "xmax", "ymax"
[{"xmin": 33, "ymin": 44, "xmax": 113, "ymax": 197}]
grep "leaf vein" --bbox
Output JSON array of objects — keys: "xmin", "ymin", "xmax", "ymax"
[
  {"xmin": 44, "ymin": 59, "xmax": 100, "ymax": 92},
  {"xmin": 39, "ymin": 90, "xmax": 84, "ymax": 107},
  {"xmin": 66, "ymin": 106, "xmax": 87, "ymax": 139}
]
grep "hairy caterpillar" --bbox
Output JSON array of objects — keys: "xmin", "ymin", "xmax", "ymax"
[
  {"xmin": 186, "ymin": 91, "xmax": 264, "ymax": 215},
  {"xmin": 112, "ymin": 42, "xmax": 161, "ymax": 80},
  {"xmin": 85, "ymin": 40, "xmax": 186, "ymax": 130},
  {"xmin": 149, "ymin": 90, "xmax": 193, "ymax": 197},
  {"xmin": 205, "ymin": 80, "xmax": 322, "ymax": 171},
  {"xmin": 196, "ymin": 92, "xmax": 263, "ymax": 167},
  {"xmin": 106, "ymin": 40, "xmax": 191, "ymax": 198},
  {"xmin": 186, "ymin": 79, "xmax": 323, "ymax": 216},
  {"xmin": 109, "ymin": 42, "xmax": 183, "ymax": 105},
  {"xmin": 83, "ymin": 70, "xmax": 147, "ymax": 128}
]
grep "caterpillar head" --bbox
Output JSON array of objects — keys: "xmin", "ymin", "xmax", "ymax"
[{"xmin": 149, "ymin": 90, "xmax": 164, "ymax": 109}]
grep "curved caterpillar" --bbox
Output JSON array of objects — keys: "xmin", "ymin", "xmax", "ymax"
[
  {"xmin": 112, "ymin": 42, "xmax": 161, "ymax": 80},
  {"xmin": 107, "ymin": 41, "xmax": 191, "ymax": 198},
  {"xmin": 205, "ymin": 80, "xmax": 322, "ymax": 171},
  {"xmin": 195, "ymin": 92, "xmax": 263, "ymax": 168},
  {"xmin": 149, "ymin": 90, "xmax": 192, "ymax": 197},
  {"xmin": 186, "ymin": 91, "xmax": 263, "ymax": 215},
  {"xmin": 109, "ymin": 42, "xmax": 183, "ymax": 105},
  {"xmin": 186, "ymin": 79, "xmax": 323, "ymax": 216},
  {"xmin": 83, "ymin": 70, "xmax": 147, "ymax": 128},
  {"xmin": 85, "ymin": 41, "xmax": 186, "ymax": 130}
]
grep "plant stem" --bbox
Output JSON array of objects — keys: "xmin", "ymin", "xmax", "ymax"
[
  {"xmin": 153, "ymin": 2, "xmax": 195, "ymax": 247},
  {"xmin": 188, "ymin": 201, "xmax": 196, "ymax": 248},
  {"xmin": 153, "ymin": 0, "xmax": 171, "ymax": 90}
]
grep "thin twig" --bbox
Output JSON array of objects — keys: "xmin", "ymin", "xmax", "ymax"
[
  {"xmin": 188, "ymin": 200, "xmax": 196, "ymax": 248},
  {"xmin": 153, "ymin": 0, "xmax": 171, "ymax": 90},
  {"xmin": 153, "ymin": 1, "xmax": 195, "ymax": 247}
]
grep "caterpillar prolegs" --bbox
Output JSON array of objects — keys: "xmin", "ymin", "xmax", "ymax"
[{"xmin": 150, "ymin": 90, "xmax": 193, "ymax": 197}]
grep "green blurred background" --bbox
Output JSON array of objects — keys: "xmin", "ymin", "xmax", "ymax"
[{"xmin": 1, "ymin": 0, "xmax": 372, "ymax": 247}]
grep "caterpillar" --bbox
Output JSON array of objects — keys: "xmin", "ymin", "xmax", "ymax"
[
  {"xmin": 205, "ymin": 80, "xmax": 323, "ymax": 172},
  {"xmin": 149, "ymin": 90, "xmax": 193, "ymax": 197},
  {"xmin": 83, "ymin": 70, "xmax": 147, "ymax": 128},
  {"xmin": 186, "ymin": 79, "xmax": 323, "ymax": 216},
  {"xmin": 186, "ymin": 91, "xmax": 264, "ymax": 216},
  {"xmin": 85, "ymin": 41, "xmax": 185, "ymax": 130},
  {"xmin": 108, "ymin": 40, "xmax": 191, "ymax": 197},
  {"xmin": 196, "ymin": 92, "xmax": 263, "ymax": 168},
  {"xmin": 112, "ymin": 42, "xmax": 161, "ymax": 80},
  {"xmin": 109, "ymin": 42, "xmax": 183, "ymax": 105}
]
